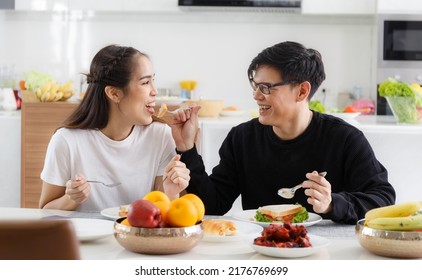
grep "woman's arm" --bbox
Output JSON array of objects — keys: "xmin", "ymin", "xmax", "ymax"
[{"xmin": 39, "ymin": 176, "xmax": 90, "ymax": 210}]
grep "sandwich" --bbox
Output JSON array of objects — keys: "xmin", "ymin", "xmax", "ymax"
[{"xmin": 255, "ymin": 204, "xmax": 309, "ymax": 223}]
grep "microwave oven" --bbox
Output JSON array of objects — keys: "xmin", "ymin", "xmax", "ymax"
[{"xmin": 377, "ymin": 14, "xmax": 422, "ymax": 115}]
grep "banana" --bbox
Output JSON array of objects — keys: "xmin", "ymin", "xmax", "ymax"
[
  {"xmin": 41, "ymin": 81, "xmax": 52, "ymax": 93},
  {"xmin": 367, "ymin": 214, "xmax": 422, "ymax": 231},
  {"xmin": 35, "ymin": 88, "xmax": 42, "ymax": 99},
  {"xmin": 59, "ymin": 81, "xmax": 73, "ymax": 92},
  {"xmin": 54, "ymin": 91, "xmax": 64, "ymax": 101},
  {"xmin": 364, "ymin": 201, "xmax": 422, "ymax": 225},
  {"xmin": 40, "ymin": 91, "xmax": 50, "ymax": 102}
]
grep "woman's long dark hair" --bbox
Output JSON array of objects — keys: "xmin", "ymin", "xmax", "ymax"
[{"xmin": 61, "ymin": 45, "xmax": 147, "ymax": 129}]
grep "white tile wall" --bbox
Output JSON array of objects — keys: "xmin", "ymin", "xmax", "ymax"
[{"xmin": 0, "ymin": 10, "xmax": 376, "ymax": 111}]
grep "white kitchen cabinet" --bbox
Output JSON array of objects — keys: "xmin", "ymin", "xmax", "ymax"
[
  {"xmin": 377, "ymin": 0, "xmax": 422, "ymax": 14},
  {"xmin": 302, "ymin": 0, "xmax": 376, "ymax": 15},
  {"xmin": 68, "ymin": 0, "xmax": 123, "ymax": 12},
  {"xmin": 0, "ymin": 111, "xmax": 20, "ymax": 207},
  {"xmin": 15, "ymin": 0, "xmax": 68, "ymax": 11}
]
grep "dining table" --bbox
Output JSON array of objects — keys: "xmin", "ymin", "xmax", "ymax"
[{"xmin": 0, "ymin": 206, "xmax": 407, "ymax": 261}]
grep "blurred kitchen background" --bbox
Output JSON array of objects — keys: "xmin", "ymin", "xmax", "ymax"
[
  {"xmin": 0, "ymin": 0, "xmax": 385, "ymax": 111},
  {"xmin": 2, "ymin": 0, "xmax": 422, "ymax": 209}
]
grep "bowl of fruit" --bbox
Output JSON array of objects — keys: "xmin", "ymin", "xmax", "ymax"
[
  {"xmin": 356, "ymin": 201, "xmax": 422, "ymax": 258},
  {"xmin": 114, "ymin": 191, "xmax": 204, "ymax": 255}
]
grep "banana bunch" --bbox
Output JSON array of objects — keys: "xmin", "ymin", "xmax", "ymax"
[
  {"xmin": 34, "ymin": 81, "xmax": 75, "ymax": 102},
  {"xmin": 364, "ymin": 201, "xmax": 422, "ymax": 231}
]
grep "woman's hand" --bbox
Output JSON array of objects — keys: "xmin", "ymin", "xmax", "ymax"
[
  {"xmin": 302, "ymin": 171, "xmax": 332, "ymax": 214},
  {"xmin": 170, "ymin": 105, "xmax": 201, "ymax": 152},
  {"xmin": 162, "ymin": 154, "xmax": 190, "ymax": 199},
  {"xmin": 65, "ymin": 174, "xmax": 91, "ymax": 205}
]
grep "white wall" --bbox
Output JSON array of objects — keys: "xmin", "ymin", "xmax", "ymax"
[{"xmin": 0, "ymin": 10, "xmax": 376, "ymax": 111}]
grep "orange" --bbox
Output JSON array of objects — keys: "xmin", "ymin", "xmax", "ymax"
[
  {"xmin": 121, "ymin": 218, "xmax": 131, "ymax": 226},
  {"xmin": 182, "ymin": 193, "xmax": 205, "ymax": 222},
  {"xmin": 143, "ymin": 191, "xmax": 171, "ymax": 205},
  {"xmin": 154, "ymin": 200, "xmax": 170, "ymax": 221},
  {"xmin": 143, "ymin": 190, "xmax": 171, "ymax": 220},
  {"xmin": 166, "ymin": 198, "xmax": 198, "ymax": 227}
]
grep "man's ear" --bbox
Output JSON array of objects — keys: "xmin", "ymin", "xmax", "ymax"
[
  {"xmin": 104, "ymin": 86, "xmax": 122, "ymax": 104},
  {"xmin": 297, "ymin": 81, "xmax": 311, "ymax": 102}
]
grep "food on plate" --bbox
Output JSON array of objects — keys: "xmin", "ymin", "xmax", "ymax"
[
  {"xmin": 255, "ymin": 204, "xmax": 309, "ymax": 223},
  {"xmin": 119, "ymin": 204, "xmax": 129, "ymax": 217},
  {"xmin": 222, "ymin": 105, "xmax": 240, "ymax": 111},
  {"xmin": 253, "ymin": 223, "xmax": 311, "ymax": 248},
  {"xmin": 202, "ymin": 219, "xmax": 238, "ymax": 236},
  {"xmin": 364, "ymin": 201, "xmax": 422, "ymax": 231},
  {"xmin": 157, "ymin": 103, "xmax": 168, "ymax": 118},
  {"xmin": 127, "ymin": 199, "xmax": 162, "ymax": 228}
]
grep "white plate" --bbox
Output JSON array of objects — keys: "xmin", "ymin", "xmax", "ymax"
[
  {"xmin": 250, "ymin": 234, "xmax": 330, "ymax": 258},
  {"xmin": 202, "ymin": 220, "xmax": 263, "ymax": 243},
  {"xmin": 219, "ymin": 110, "xmax": 245, "ymax": 117},
  {"xmin": 100, "ymin": 207, "xmax": 121, "ymax": 220},
  {"xmin": 330, "ymin": 112, "xmax": 361, "ymax": 119},
  {"xmin": 70, "ymin": 218, "xmax": 114, "ymax": 242},
  {"xmin": 231, "ymin": 209, "xmax": 322, "ymax": 228}
]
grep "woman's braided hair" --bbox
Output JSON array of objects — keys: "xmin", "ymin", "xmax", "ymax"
[{"xmin": 61, "ymin": 45, "xmax": 147, "ymax": 130}]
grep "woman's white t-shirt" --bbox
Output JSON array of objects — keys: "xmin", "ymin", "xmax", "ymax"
[{"xmin": 40, "ymin": 122, "xmax": 176, "ymax": 212}]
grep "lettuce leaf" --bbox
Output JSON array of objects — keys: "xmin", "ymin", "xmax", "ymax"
[
  {"xmin": 254, "ymin": 210, "xmax": 272, "ymax": 222},
  {"xmin": 291, "ymin": 207, "xmax": 309, "ymax": 223}
]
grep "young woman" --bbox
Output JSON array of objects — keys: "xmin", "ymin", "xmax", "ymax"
[{"xmin": 39, "ymin": 45, "xmax": 189, "ymax": 211}]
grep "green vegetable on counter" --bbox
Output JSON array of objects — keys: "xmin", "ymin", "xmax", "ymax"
[
  {"xmin": 378, "ymin": 77, "xmax": 421, "ymax": 123},
  {"xmin": 309, "ymin": 100, "xmax": 326, "ymax": 113},
  {"xmin": 24, "ymin": 70, "xmax": 55, "ymax": 91}
]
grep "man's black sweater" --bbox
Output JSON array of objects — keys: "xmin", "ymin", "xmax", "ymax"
[{"xmin": 180, "ymin": 112, "xmax": 395, "ymax": 224}]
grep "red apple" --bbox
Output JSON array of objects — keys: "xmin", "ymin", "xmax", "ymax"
[{"xmin": 127, "ymin": 199, "xmax": 162, "ymax": 228}]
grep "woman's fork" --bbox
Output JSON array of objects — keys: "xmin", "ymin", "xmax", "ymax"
[{"xmin": 87, "ymin": 180, "xmax": 121, "ymax": 188}]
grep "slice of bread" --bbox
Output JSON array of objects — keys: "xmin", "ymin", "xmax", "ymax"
[
  {"xmin": 258, "ymin": 204, "xmax": 302, "ymax": 221},
  {"xmin": 119, "ymin": 204, "xmax": 129, "ymax": 217}
]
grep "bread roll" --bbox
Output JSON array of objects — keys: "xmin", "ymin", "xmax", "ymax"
[{"xmin": 202, "ymin": 219, "xmax": 238, "ymax": 236}]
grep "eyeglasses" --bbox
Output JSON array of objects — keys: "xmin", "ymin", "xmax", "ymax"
[{"xmin": 249, "ymin": 79, "xmax": 298, "ymax": 95}]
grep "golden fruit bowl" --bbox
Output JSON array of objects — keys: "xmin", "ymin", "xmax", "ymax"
[
  {"xmin": 114, "ymin": 218, "xmax": 203, "ymax": 255},
  {"xmin": 356, "ymin": 219, "xmax": 422, "ymax": 258}
]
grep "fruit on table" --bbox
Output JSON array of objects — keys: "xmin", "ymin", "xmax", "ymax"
[
  {"xmin": 365, "ymin": 201, "xmax": 422, "ymax": 224},
  {"xmin": 182, "ymin": 193, "xmax": 205, "ymax": 223},
  {"xmin": 127, "ymin": 199, "xmax": 162, "ymax": 228},
  {"xmin": 166, "ymin": 197, "xmax": 198, "ymax": 227},
  {"xmin": 366, "ymin": 213, "xmax": 422, "ymax": 231},
  {"xmin": 143, "ymin": 191, "xmax": 171, "ymax": 221}
]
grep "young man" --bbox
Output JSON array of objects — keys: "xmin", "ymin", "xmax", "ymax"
[{"xmin": 170, "ymin": 41, "xmax": 395, "ymax": 224}]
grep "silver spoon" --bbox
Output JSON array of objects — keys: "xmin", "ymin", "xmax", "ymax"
[
  {"xmin": 87, "ymin": 180, "xmax": 121, "ymax": 188},
  {"xmin": 277, "ymin": 171, "xmax": 327, "ymax": 199}
]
